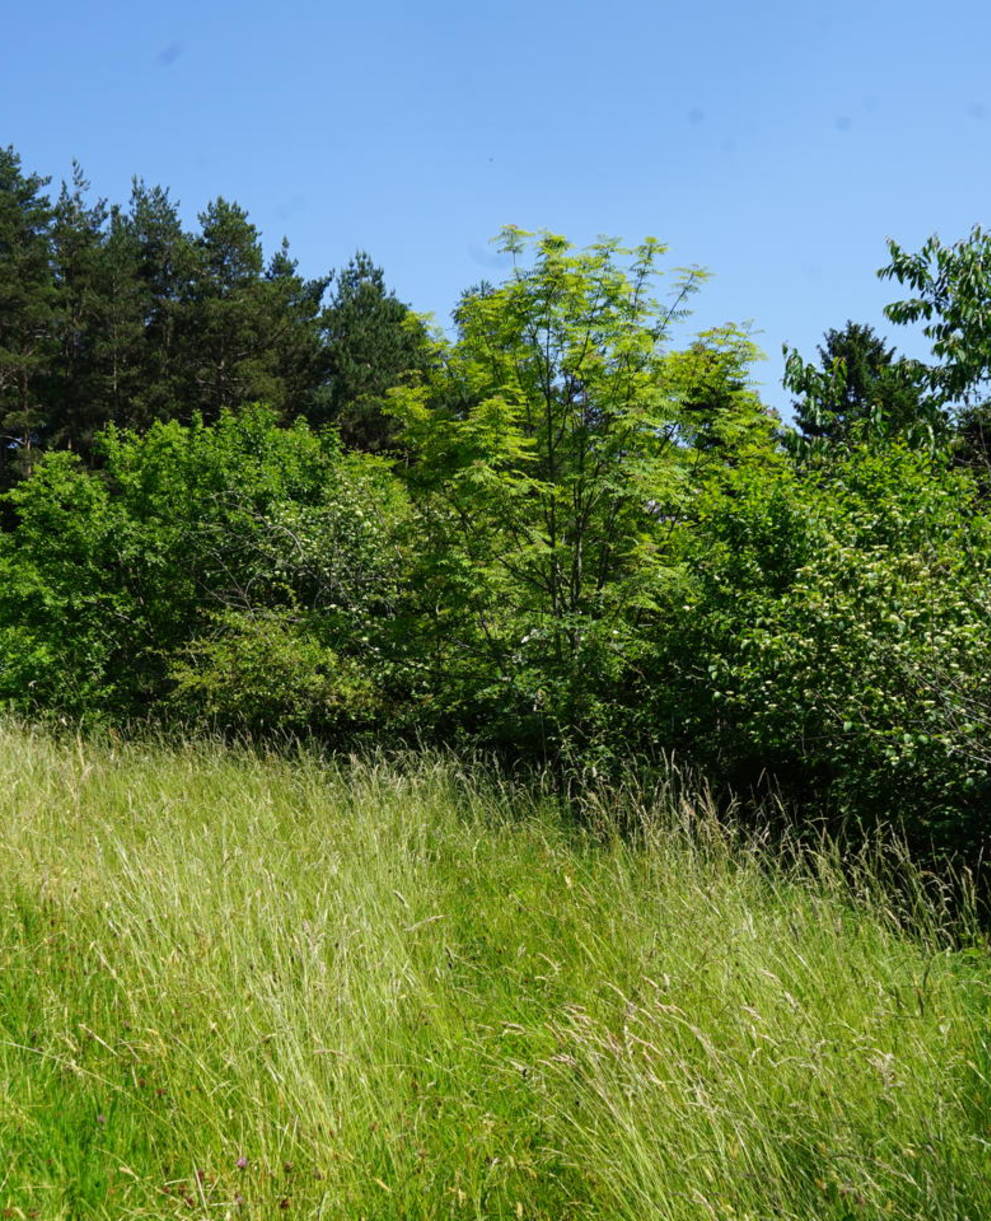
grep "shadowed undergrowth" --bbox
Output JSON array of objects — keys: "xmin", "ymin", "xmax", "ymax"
[{"xmin": 0, "ymin": 725, "xmax": 988, "ymax": 1219}]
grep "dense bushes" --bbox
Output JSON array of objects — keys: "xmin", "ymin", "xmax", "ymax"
[
  {"xmin": 5, "ymin": 400, "xmax": 989, "ymax": 856},
  {"xmin": 2, "ymin": 219, "xmax": 991, "ymax": 860},
  {"xmin": 0, "ymin": 407, "xmax": 407, "ymax": 732},
  {"xmin": 667, "ymin": 446, "xmax": 991, "ymax": 854}
]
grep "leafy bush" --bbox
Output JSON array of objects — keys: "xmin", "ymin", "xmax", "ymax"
[
  {"xmin": 0, "ymin": 406, "xmax": 408, "ymax": 732},
  {"xmin": 671, "ymin": 443, "xmax": 991, "ymax": 854},
  {"xmin": 167, "ymin": 609, "xmax": 378, "ymax": 734}
]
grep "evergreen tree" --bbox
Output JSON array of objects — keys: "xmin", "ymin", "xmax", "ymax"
[
  {"xmin": 179, "ymin": 200, "xmax": 328, "ymax": 422},
  {"xmin": 47, "ymin": 164, "xmax": 112, "ymax": 453},
  {"xmin": 262, "ymin": 238, "xmax": 329, "ymax": 420},
  {"xmin": 180, "ymin": 197, "xmax": 267, "ymax": 419},
  {"xmin": 786, "ymin": 321, "xmax": 933, "ymax": 447},
  {"xmin": 0, "ymin": 147, "xmax": 57, "ymax": 482},
  {"xmin": 317, "ymin": 252, "xmax": 430, "ymax": 451},
  {"xmin": 97, "ymin": 202, "xmax": 151, "ymax": 433},
  {"xmin": 121, "ymin": 180, "xmax": 195, "ymax": 428}
]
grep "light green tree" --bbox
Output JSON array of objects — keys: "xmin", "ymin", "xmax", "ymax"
[{"xmin": 388, "ymin": 228, "xmax": 774, "ymax": 756}]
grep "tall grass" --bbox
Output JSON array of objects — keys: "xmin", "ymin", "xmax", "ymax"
[{"xmin": 0, "ymin": 725, "xmax": 988, "ymax": 1219}]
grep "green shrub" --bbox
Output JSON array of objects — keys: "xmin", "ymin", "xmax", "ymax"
[
  {"xmin": 672, "ymin": 443, "xmax": 991, "ymax": 855},
  {"xmin": 0, "ymin": 406, "xmax": 408, "ymax": 732},
  {"xmin": 167, "ymin": 609, "xmax": 378, "ymax": 733}
]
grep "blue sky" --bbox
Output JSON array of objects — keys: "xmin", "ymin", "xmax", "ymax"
[{"xmin": 4, "ymin": 0, "xmax": 991, "ymax": 413}]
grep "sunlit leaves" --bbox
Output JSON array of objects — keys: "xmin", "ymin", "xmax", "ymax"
[{"xmin": 388, "ymin": 230, "xmax": 771, "ymax": 756}]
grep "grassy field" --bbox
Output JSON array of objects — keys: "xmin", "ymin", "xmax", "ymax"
[{"xmin": 0, "ymin": 726, "xmax": 989, "ymax": 1219}]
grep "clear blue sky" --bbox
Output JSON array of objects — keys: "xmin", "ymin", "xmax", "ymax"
[{"xmin": 5, "ymin": 0, "xmax": 991, "ymax": 413}]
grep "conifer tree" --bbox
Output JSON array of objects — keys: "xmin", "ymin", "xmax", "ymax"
[
  {"xmin": 317, "ymin": 252, "xmax": 430, "ymax": 451},
  {"xmin": 786, "ymin": 321, "xmax": 932, "ymax": 446},
  {"xmin": 180, "ymin": 200, "xmax": 328, "ymax": 422},
  {"xmin": 48, "ymin": 164, "xmax": 112, "ymax": 452},
  {"xmin": 121, "ymin": 180, "xmax": 195, "ymax": 428},
  {"xmin": 0, "ymin": 147, "xmax": 57, "ymax": 482}
]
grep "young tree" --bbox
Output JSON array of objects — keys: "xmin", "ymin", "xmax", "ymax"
[
  {"xmin": 662, "ymin": 325, "xmax": 777, "ymax": 466},
  {"xmin": 388, "ymin": 228, "xmax": 773, "ymax": 756}
]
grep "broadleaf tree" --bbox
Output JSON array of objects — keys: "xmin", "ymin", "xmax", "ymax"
[
  {"xmin": 881, "ymin": 225, "xmax": 991, "ymax": 405},
  {"xmin": 388, "ymin": 228, "xmax": 773, "ymax": 758}
]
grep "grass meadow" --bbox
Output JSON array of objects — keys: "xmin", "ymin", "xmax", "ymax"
[{"xmin": 0, "ymin": 725, "xmax": 989, "ymax": 1219}]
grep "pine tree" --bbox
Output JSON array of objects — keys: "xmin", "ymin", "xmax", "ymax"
[
  {"xmin": 317, "ymin": 252, "xmax": 430, "ymax": 451},
  {"xmin": 178, "ymin": 200, "xmax": 328, "ymax": 422},
  {"xmin": 262, "ymin": 238, "xmax": 329, "ymax": 421},
  {"xmin": 48, "ymin": 164, "xmax": 112, "ymax": 452},
  {"xmin": 0, "ymin": 146, "xmax": 57, "ymax": 482},
  {"xmin": 124, "ymin": 179, "xmax": 195, "ymax": 427}
]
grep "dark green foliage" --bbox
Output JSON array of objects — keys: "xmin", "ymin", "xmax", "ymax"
[
  {"xmin": 0, "ymin": 153, "xmax": 335, "ymax": 471},
  {"xmin": 784, "ymin": 321, "xmax": 939, "ymax": 451},
  {"xmin": 113, "ymin": 180, "xmax": 195, "ymax": 429},
  {"xmin": 264, "ymin": 238, "xmax": 332, "ymax": 419},
  {"xmin": 316, "ymin": 252, "xmax": 431, "ymax": 450},
  {"xmin": 47, "ymin": 165, "xmax": 112, "ymax": 452},
  {"xmin": 0, "ymin": 146, "xmax": 57, "ymax": 483},
  {"xmin": 175, "ymin": 199, "xmax": 328, "ymax": 424}
]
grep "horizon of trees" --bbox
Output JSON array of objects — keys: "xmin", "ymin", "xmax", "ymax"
[
  {"xmin": 0, "ymin": 145, "xmax": 433, "ymax": 483},
  {"xmin": 5, "ymin": 145, "xmax": 991, "ymax": 864}
]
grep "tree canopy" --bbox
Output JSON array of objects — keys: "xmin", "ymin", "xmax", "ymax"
[{"xmin": 7, "ymin": 143, "xmax": 991, "ymax": 861}]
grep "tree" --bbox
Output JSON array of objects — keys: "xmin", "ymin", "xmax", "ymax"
[
  {"xmin": 179, "ymin": 197, "xmax": 270, "ymax": 419},
  {"xmin": 388, "ymin": 228, "xmax": 773, "ymax": 757},
  {"xmin": 262, "ymin": 238, "xmax": 329, "ymax": 421},
  {"xmin": 47, "ymin": 164, "xmax": 112, "ymax": 454},
  {"xmin": 662, "ymin": 325, "xmax": 777, "ymax": 467},
  {"xmin": 317, "ymin": 252, "xmax": 430, "ymax": 451},
  {"xmin": 177, "ymin": 200, "xmax": 329, "ymax": 424},
  {"xmin": 881, "ymin": 227, "xmax": 991, "ymax": 475},
  {"xmin": 0, "ymin": 146, "xmax": 57, "ymax": 483},
  {"xmin": 881, "ymin": 226, "xmax": 991, "ymax": 405},
  {"xmin": 115, "ymin": 179, "xmax": 195, "ymax": 429},
  {"xmin": 783, "ymin": 321, "xmax": 935, "ymax": 449}
]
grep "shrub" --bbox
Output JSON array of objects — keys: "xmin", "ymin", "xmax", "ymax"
[{"xmin": 0, "ymin": 406, "xmax": 408, "ymax": 732}]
